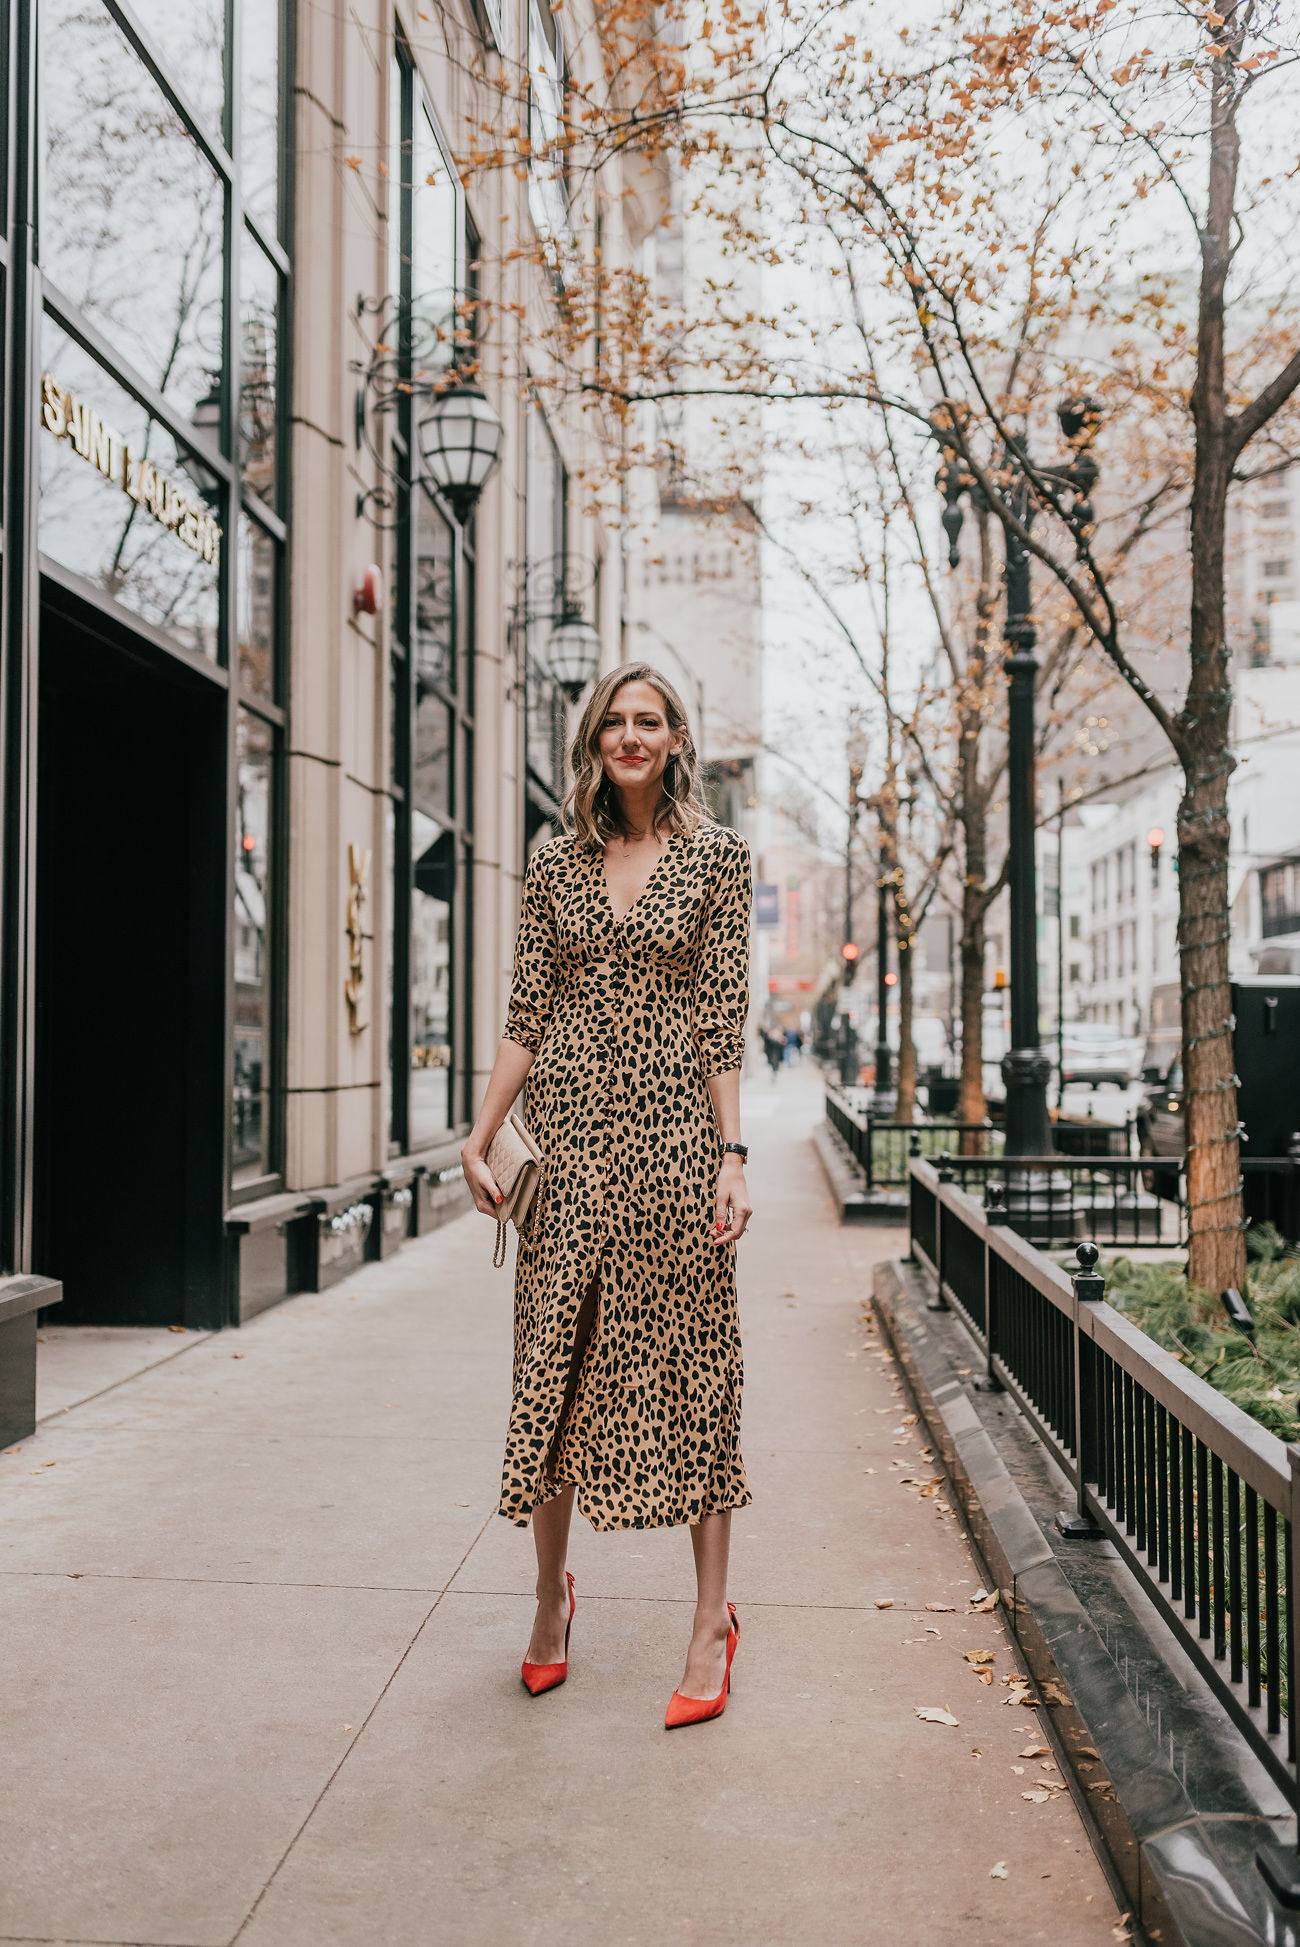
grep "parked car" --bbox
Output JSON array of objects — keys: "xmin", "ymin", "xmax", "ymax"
[{"xmin": 1059, "ymin": 1022, "xmax": 1144, "ymax": 1088}]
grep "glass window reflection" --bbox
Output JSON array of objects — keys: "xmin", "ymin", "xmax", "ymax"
[
  {"xmin": 415, "ymin": 485, "xmax": 454, "ymax": 689},
  {"xmin": 39, "ymin": 323, "xmax": 221, "ymax": 659},
  {"xmin": 239, "ymin": 229, "xmax": 278, "ymax": 502},
  {"xmin": 410, "ymin": 809, "xmax": 452, "ymax": 1144},
  {"xmin": 122, "ymin": 0, "xmax": 225, "ymax": 133},
  {"xmin": 233, "ymin": 709, "xmax": 273, "ymax": 1185},
  {"xmin": 411, "ymin": 103, "xmax": 459, "ymax": 364},
  {"xmin": 241, "ymin": 1, "xmax": 281, "ymax": 234},
  {"xmin": 42, "ymin": 0, "xmax": 225, "ymax": 423},
  {"xmin": 237, "ymin": 516, "xmax": 276, "ymax": 700}
]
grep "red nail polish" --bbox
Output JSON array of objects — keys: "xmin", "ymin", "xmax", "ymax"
[{"xmin": 495, "ymin": 1193, "xmax": 502, "ymax": 1203}]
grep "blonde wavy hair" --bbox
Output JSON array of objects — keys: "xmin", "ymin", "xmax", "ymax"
[{"xmin": 563, "ymin": 662, "xmax": 709, "ymax": 849}]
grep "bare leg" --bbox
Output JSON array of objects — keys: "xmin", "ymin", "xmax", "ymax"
[
  {"xmin": 525, "ymin": 1484, "xmax": 578, "ymax": 1664},
  {"xmin": 677, "ymin": 1509, "xmax": 734, "ymax": 1698}
]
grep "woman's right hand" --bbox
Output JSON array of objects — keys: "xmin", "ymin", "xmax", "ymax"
[{"xmin": 461, "ymin": 1143, "xmax": 504, "ymax": 1217}]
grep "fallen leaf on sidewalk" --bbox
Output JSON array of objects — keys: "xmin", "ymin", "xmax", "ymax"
[
  {"xmin": 971, "ymin": 1590, "xmax": 1001, "ymax": 1612},
  {"xmin": 989, "ymin": 1861, "xmax": 1008, "ymax": 1879},
  {"xmin": 1012, "ymin": 1765, "xmax": 1025, "ymax": 1775},
  {"xmin": 1041, "ymin": 1680, "xmax": 1072, "ymax": 1708},
  {"xmin": 901, "ymin": 1412, "xmax": 918, "ymax": 1426},
  {"xmin": 168, "ymin": 1325, "xmax": 187, "ymax": 1333},
  {"xmin": 232, "ymin": 1353, "xmax": 245, "ymax": 1359},
  {"xmin": 915, "ymin": 1706, "xmax": 960, "ymax": 1726},
  {"xmin": 963, "ymin": 1650, "xmax": 997, "ymax": 1685},
  {"xmin": 455, "ymin": 1500, "xmax": 470, "ymax": 1507},
  {"xmin": 925, "ymin": 1602, "xmax": 955, "ymax": 1613},
  {"xmin": 1020, "ymin": 1742, "xmax": 1050, "ymax": 1758},
  {"xmin": 1074, "ymin": 1744, "xmax": 1100, "ymax": 1759},
  {"xmin": 863, "ymin": 1467, "xmax": 877, "ymax": 1474},
  {"xmin": 1021, "ymin": 1786, "xmax": 1053, "ymax": 1803}
]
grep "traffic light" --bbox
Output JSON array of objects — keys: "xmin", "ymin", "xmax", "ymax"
[{"xmin": 842, "ymin": 940, "xmax": 860, "ymax": 985}]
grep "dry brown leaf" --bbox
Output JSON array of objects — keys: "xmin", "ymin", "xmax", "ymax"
[
  {"xmin": 1041, "ymin": 1680, "xmax": 1072, "ymax": 1708},
  {"xmin": 925, "ymin": 1602, "xmax": 956, "ymax": 1613},
  {"xmin": 963, "ymin": 1650, "xmax": 996, "ymax": 1664},
  {"xmin": 1021, "ymin": 1786, "xmax": 1052, "ymax": 1804},
  {"xmin": 168, "ymin": 1324, "xmax": 187, "ymax": 1333},
  {"xmin": 989, "ymin": 1861, "xmax": 1008, "ymax": 1879},
  {"xmin": 1011, "ymin": 1765, "xmax": 1025, "ymax": 1775},
  {"xmin": 914, "ymin": 1705, "xmax": 960, "ymax": 1726},
  {"xmin": 1075, "ymin": 1745, "xmax": 1100, "ymax": 1759},
  {"xmin": 971, "ymin": 1591, "xmax": 1001, "ymax": 1612},
  {"xmin": 873, "ymin": 1597, "xmax": 894, "ymax": 1609},
  {"xmin": 1020, "ymin": 1743, "xmax": 1050, "ymax": 1758}
]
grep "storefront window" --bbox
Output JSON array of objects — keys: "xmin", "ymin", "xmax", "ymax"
[
  {"xmin": 389, "ymin": 43, "xmax": 472, "ymax": 1152},
  {"xmin": 241, "ymin": 1, "xmax": 281, "ymax": 235},
  {"xmin": 233, "ymin": 710, "xmax": 273, "ymax": 1185},
  {"xmin": 239, "ymin": 227, "xmax": 278, "ymax": 505},
  {"xmin": 410, "ymin": 809, "xmax": 452, "ymax": 1146},
  {"xmin": 38, "ymin": 324, "xmax": 221, "ymax": 659},
  {"xmin": 411, "ymin": 103, "xmax": 460, "ymax": 362},
  {"xmin": 237, "ymin": 516, "xmax": 276, "ymax": 701},
  {"xmin": 413, "ymin": 493, "xmax": 454, "ymax": 822},
  {"xmin": 123, "ymin": 0, "xmax": 226, "ymax": 134},
  {"xmin": 41, "ymin": 0, "xmax": 225, "ymax": 424}
]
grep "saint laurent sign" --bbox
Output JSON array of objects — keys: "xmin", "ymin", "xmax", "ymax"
[{"xmin": 39, "ymin": 372, "xmax": 222, "ymax": 564}]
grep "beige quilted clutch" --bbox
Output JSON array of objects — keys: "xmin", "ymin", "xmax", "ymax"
[{"xmin": 485, "ymin": 1111, "xmax": 544, "ymax": 1266}]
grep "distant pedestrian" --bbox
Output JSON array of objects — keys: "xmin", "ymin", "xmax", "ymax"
[
  {"xmin": 763, "ymin": 1027, "xmax": 784, "ymax": 1074},
  {"xmin": 462, "ymin": 662, "xmax": 751, "ymax": 1729}
]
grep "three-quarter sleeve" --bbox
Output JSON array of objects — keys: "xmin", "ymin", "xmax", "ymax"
[
  {"xmin": 692, "ymin": 831, "xmax": 753, "ymax": 1077},
  {"xmin": 502, "ymin": 847, "xmax": 559, "ymax": 1054}
]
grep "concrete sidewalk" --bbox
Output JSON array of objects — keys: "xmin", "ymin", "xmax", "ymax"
[{"xmin": 0, "ymin": 1069, "xmax": 1122, "ymax": 1947}]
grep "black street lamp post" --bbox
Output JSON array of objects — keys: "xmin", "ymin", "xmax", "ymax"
[
  {"xmin": 936, "ymin": 399, "xmax": 1101, "ymax": 1156},
  {"xmin": 873, "ymin": 823, "xmax": 893, "ymax": 1114}
]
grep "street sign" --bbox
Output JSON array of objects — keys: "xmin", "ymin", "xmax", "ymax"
[{"xmin": 755, "ymin": 882, "xmax": 780, "ymax": 928}]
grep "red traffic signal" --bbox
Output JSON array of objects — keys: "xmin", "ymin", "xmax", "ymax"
[{"xmin": 841, "ymin": 942, "xmax": 860, "ymax": 961}]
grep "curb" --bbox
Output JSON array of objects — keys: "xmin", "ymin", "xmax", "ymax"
[
  {"xmin": 874, "ymin": 1256, "xmax": 1295, "ymax": 1947},
  {"xmin": 810, "ymin": 1121, "xmax": 908, "ymax": 1224}
]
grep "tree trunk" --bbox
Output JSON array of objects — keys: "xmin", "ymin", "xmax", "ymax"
[
  {"xmin": 956, "ymin": 713, "xmax": 988, "ymax": 1146},
  {"xmin": 957, "ymin": 884, "xmax": 986, "ymax": 1146},
  {"xmin": 895, "ymin": 914, "xmax": 916, "ymax": 1121},
  {"xmin": 1182, "ymin": 42, "xmax": 1245, "ymax": 1292}
]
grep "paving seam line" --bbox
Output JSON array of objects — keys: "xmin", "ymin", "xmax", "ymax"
[
  {"xmin": 874, "ymin": 1254, "xmax": 1291, "ymax": 1947},
  {"xmin": 226, "ymin": 1505, "xmax": 498, "ymax": 1946},
  {"xmin": 33, "ymin": 1332, "xmax": 217, "ymax": 1427}
]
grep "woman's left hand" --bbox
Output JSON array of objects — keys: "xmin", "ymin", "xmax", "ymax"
[{"xmin": 711, "ymin": 1157, "xmax": 753, "ymax": 1245}]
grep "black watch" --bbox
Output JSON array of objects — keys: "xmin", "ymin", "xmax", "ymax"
[{"xmin": 722, "ymin": 1142, "xmax": 749, "ymax": 1161}]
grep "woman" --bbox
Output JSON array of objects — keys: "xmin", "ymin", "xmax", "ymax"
[{"xmin": 461, "ymin": 663, "xmax": 753, "ymax": 1728}]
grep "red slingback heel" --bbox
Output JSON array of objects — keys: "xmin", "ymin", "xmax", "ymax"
[
  {"xmin": 521, "ymin": 1571, "xmax": 576, "ymax": 1696},
  {"xmin": 664, "ymin": 1603, "xmax": 739, "ymax": 1729}
]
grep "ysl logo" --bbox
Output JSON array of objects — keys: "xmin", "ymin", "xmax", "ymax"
[{"xmin": 345, "ymin": 844, "xmax": 371, "ymax": 1034}]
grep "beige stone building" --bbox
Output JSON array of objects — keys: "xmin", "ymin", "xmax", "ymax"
[{"xmin": 0, "ymin": 0, "xmax": 663, "ymax": 1429}]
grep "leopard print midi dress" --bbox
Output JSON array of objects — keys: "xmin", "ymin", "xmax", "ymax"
[{"xmin": 498, "ymin": 820, "xmax": 753, "ymax": 1532}]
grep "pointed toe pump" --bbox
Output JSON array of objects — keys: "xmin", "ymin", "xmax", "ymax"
[
  {"xmin": 665, "ymin": 1603, "xmax": 740, "ymax": 1729},
  {"xmin": 521, "ymin": 1571, "xmax": 576, "ymax": 1696}
]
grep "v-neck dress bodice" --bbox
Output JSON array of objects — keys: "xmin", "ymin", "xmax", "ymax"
[{"xmin": 498, "ymin": 821, "xmax": 753, "ymax": 1531}]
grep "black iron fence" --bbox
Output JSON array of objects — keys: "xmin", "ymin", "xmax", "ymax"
[
  {"xmin": 825, "ymin": 1087, "xmax": 1003, "ymax": 1190},
  {"xmin": 929, "ymin": 1152, "xmax": 1185, "ymax": 1249},
  {"xmin": 908, "ymin": 1155, "xmax": 1300, "ymax": 1899}
]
